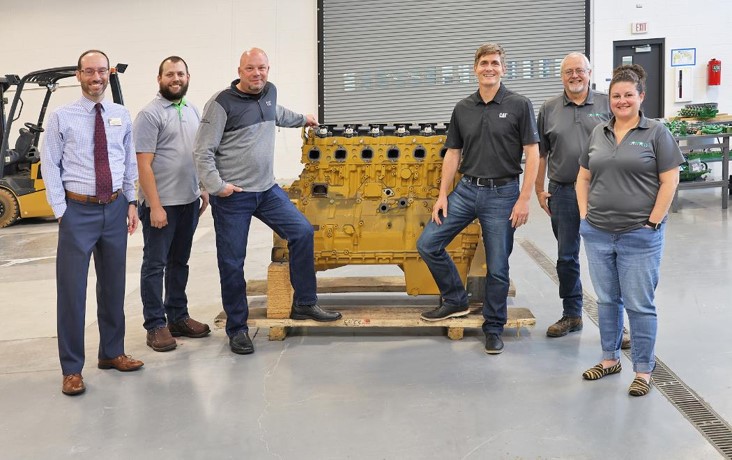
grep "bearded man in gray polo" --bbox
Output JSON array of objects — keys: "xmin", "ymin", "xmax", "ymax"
[{"xmin": 134, "ymin": 56, "xmax": 211, "ymax": 352}]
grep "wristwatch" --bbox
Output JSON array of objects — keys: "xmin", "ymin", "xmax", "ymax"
[
  {"xmin": 128, "ymin": 200, "xmax": 138, "ymax": 207},
  {"xmin": 645, "ymin": 219, "xmax": 661, "ymax": 230}
]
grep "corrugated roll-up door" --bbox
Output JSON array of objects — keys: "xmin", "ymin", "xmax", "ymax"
[{"xmin": 320, "ymin": 0, "xmax": 588, "ymax": 125}]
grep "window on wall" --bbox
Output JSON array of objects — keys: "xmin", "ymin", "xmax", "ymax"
[{"xmin": 319, "ymin": 0, "xmax": 588, "ymax": 124}]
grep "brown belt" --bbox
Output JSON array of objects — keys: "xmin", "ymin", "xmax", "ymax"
[{"xmin": 65, "ymin": 190, "xmax": 120, "ymax": 204}]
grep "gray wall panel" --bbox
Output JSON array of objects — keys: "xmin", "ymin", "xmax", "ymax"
[{"xmin": 321, "ymin": 0, "xmax": 587, "ymax": 124}]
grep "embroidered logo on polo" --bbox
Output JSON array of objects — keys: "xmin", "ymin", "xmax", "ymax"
[
  {"xmin": 265, "ymin": 100, "xmax": 272, "ymax": 107},
  {"xmin": 498, "ymin": 113, "xmax": 508, "ymax": 118},
  {"xmin": 587, "ymin": 113, "xmax": 605, "ymax": 118},
  {"xmin": 628, "ymin": 141, "xmax": 651, "ymax": 148}
]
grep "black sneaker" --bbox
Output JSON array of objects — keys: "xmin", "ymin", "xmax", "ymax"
[
  {"xmin": 229, "ymin": 330, "xmax": 254, "ymax": 355},
  {"xmin": 420, "ymin": 304, "xmax": 470, "ymax": 322},
  {"xmin": 290, "ymin": 303, "xmax": 342, "ymax": 322},
  {"xmin": 485, "ymin": 333, "xmax": 504, "ymax": 354}
]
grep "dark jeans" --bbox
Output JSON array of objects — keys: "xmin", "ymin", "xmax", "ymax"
[
  {"xmin": 209, "ymin": 185, "xmax": 317, "ymax": 337},
  {"xmin": 139, "ymin": 200, "xmax": 200, "ymax": 330},
  {"xmin": 57, "ymin": 197, "xmax": 128, "ymax": 375},
  {"xmin": 548, "ymin": 181, "xmax": 583, "ymax": 318},
  {"xmin": 417, "ymin": 177, "xmax": 519, "ymax": 335}
]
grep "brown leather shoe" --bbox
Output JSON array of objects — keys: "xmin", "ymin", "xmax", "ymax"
[
  {"xmin": 147, "ymin": 326, "xmax": 177, "ymax": 352},
  {"xmin": 62, "ymin": 374, "xmax": 85, "ymax": 396},
  {"xmin": 98, "ymin": 354, "xmax": 144, "ymax": 372},
  {"xmin": 168, "ymin": 317, "xmax": 211, "ymax": 338}
]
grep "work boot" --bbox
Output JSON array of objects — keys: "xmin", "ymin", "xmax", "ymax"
[
  {"xmin": 546, "ymin": 316, "xmax": 583, "ymax": 337},
  {"xmin": 146, "ymin": 326, "xmax": 177, "ymax": 352},
  {"xmin": 621, "ymin": 332, "xmax": 631, "ymax": 350},
  {"xmin": 168, "ymin": 317, "xmax": 211, "ymax": 338}
]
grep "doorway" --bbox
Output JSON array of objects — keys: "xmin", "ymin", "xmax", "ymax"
[{"xmin": 613, "ymin": 38, "xmax": 665, "ymax": 118}]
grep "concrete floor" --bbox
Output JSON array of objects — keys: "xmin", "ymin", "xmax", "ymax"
[{"xmin": 0, "ymin": 186, "xmax": 730, "ymax": 459}]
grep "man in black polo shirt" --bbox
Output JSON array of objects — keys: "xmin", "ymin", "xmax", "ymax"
[
  {"xmin": 416, "ymin": 43, "xmax": 539, "ymax": 354},
  {"xmin": 535, "ymin": 52, "xmax": 610, "ymax": 338}
]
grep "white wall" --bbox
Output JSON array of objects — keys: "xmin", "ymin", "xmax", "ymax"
[
  {"xmin": 2, "ymin": 0, "xmax": 318, "ymax": 180},
  {"xmin": 591, "ymin": 0, "xmax": 732, "ymax": 117}
]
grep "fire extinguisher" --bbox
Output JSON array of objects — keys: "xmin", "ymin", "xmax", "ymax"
[{"xmin": 708, "ymin": 58, "xmax": 721, "ymax": 86}]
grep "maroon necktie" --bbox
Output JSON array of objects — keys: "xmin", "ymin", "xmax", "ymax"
[{"xmin": 94, "ymin": 103, "xmax": 113, "ymax": 202}]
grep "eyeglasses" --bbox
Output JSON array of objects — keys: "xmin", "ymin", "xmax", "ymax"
[
  {"xmin": 79, "ymin": 68, "xmax": 109, "ymax": 76},
  {"xmin": 563, "ymin": 68, "xmax": 588, "ymax": 77}
]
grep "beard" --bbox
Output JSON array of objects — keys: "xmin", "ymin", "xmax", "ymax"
[
  {"xmin": 80, "ymin": 79, "xmax": 108, "ymax": 99},
  {"xmin": 566, "ymin": 81, "xmax": 587, "ymax": 96},
  {"xmin": 159, "ymin": 81, "xmax": 189, "ymax": 101}
]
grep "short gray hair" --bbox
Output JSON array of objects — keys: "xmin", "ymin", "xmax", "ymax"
[{"xmin": 560, "ymin": 52, "xmax": 591, "ymax": 72}]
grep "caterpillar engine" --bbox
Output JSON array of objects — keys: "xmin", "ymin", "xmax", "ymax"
[{"xmin": 273, "ymin": 124, "xmax": 481, "ymax": 296}]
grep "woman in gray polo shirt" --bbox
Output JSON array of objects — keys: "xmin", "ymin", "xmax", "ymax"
[{"xmin": 576, "ymin": 64, "xmax": 684, "ymax": 397}]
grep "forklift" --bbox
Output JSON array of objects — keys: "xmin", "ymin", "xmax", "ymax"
[{"xmin": 0, "ymin": 64, "xmax": 127, "ymax": 228}]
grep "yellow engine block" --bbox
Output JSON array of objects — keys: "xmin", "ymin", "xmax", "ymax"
[{"xmin": 273, "ymin": 125, "xmax": 480, "ymax": 296}]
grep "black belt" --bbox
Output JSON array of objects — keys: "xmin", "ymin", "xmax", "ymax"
[
  {"xmin": 464, "ymin": 175, "xmax": 517, "ymax": 187},
  {"xmin": 549, "ymin": 179, "xmax": 576, "ymax": 187}
]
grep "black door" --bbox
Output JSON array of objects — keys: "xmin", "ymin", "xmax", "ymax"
[{"xmin": 613, "ymin": 38, "xmax": 665, "ymax": 119}]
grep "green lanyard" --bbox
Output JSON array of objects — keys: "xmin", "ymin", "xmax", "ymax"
[{"xmin": 172, "ymin": 98, "xmax": 186, "ymax": 119}]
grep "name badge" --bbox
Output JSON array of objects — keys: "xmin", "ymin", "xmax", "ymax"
[{"xmin": 109, "ymin": 117, "xmax": 123, "ymax": 126}]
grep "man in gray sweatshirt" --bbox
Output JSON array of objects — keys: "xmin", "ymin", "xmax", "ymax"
[{"xmin": 194, "ymin": 47, "xmax": 342, "ymax": 355}]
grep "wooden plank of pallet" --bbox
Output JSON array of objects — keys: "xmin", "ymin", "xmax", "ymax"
[{"xmin": 245, "ymin": 305, "xmax": 535, "ymax": 341}]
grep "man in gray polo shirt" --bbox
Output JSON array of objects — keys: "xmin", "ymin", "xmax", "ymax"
[
  {"xmin": 535, "ymin": 53, "xmax": 610, "ymax": 338},
  {"xmin": 417, "ymin": 43, "xmax": 539, "ymax": 355},
  {"xmin": 134, "ymin": 56, "xmax": 211, "ymax": 352}
]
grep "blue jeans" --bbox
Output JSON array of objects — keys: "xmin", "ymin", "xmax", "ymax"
[
  {"xmin": 547, "ymin": 181, "xmax": 582, "ymax": 317},
  {"xmin": 209, "ymin": 185, "xmax": 317, "ymax": 337},
  {"xmin": 417, "ymin": 177, "xmax": 519, "ymax": 335},
  {"xmin": 139, "ymin": 200, "xmax": 200, "ymax": 330},
  {"xmin": 580, "ymin": 220, "xmax": 664, "ymax": 373}
]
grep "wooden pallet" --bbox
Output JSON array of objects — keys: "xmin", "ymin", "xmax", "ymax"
[
  {"xmin": 219, "ymin": 259, "xmax": 534, "ymax": 341},
  {"xmin": 246, "ymin": 303, "xmax": 535, "ymax": 341}
]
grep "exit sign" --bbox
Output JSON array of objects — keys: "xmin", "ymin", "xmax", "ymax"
[{"xmin": 631, "ymin": 22, "xmax": 648, "ymax": 34}]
